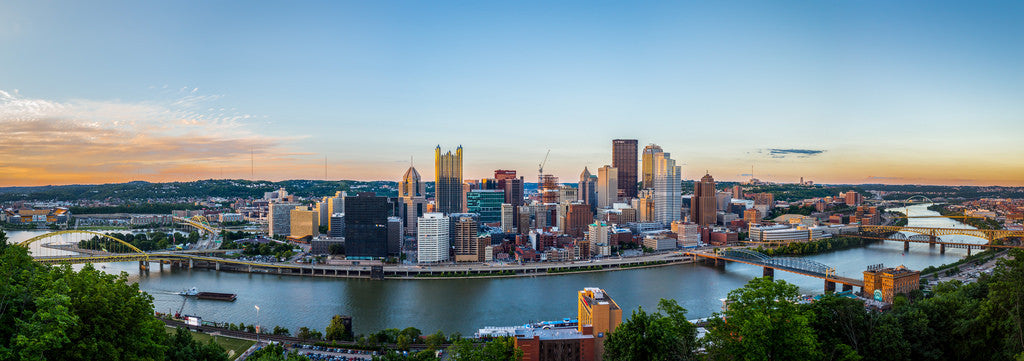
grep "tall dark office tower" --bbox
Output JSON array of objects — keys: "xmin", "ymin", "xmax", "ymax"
[
  {"xmin": 690, "ymin": 173, "xmax": 718, "ymax": 227},
  {"xmin": 612, "ymin": 139, "xmax": 638, "ymax": 199},
  {"xmin": 578, "ymin": 167, "xmax": 597, "ymax": 212},
  {"xmin": 504, "ymin": 176, "xmax": 524, "ymax": 206},
  {"xmin": 345, "ymin": 192, "xmax": 389, "ymax": 259},
  {"xmin": 435, "ymin": 145, "xmax": 463, "ymax": 214}
]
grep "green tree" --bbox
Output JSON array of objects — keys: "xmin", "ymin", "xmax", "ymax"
[
  {"xmin": 982, "ymin": 249, "xmax": 1024, "ymax": 358},
  {"xmin": 273, "ymin": 326, "xmax": 291, "ymax": 336},
  {"xmin": 425, "ymin": 330, "xmax": 446, "ymax": 350},
  {"xmin": 446, "ymin": 337, "xmax": 522, "ymax": 361},
  {"xmin": 704, "ymin": 277, "xmax": 820, "ymax": 361},
  {"xmin": 400, "ymin": 327, "xmax": 423, "ymax": 343},
  {"xmin": 0, "ymin": 234, "xmax": 229, "ymax": 361},
  {"xmin": 249, "ymin": 343, "xmax": 309, "ymax": 361},
  {"xmin": 804, "ymin": 294, "xmax": 870, "ymax": 360},
  {"xmin": 166, "ymin": 327, "xmax": 229, "ymax": 361},
  {"xmin": 865, "ymin": 313, "xmax": 910, "ymax": 361},
  {"xmin": 604, "ymin": 299, "xmax": 698, "ymax": 361},
  {"xmin": 325, "ymin": 314, "xmax": 353, "ymax": 341},
  {"xmin": 396, "ymin": 334, "xmax": 412, "ymax": 350}
]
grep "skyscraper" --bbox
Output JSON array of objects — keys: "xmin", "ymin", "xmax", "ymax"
[
  {"xmin": 653, "ymin": 152, "xmax": 681, "ymax": 223},
  {"xmin": 399, "ymin": 165, "xmax": 426, "ymax": 235},
  {"xmin": 268, "ymin": 201, "xmax": 299, "ymax": 237},
  {"xmin": 691, "ymin": 173, "xmax": 718, "ymax": 226},
  {"xmin": 501, "ymin": 203, "xmax": 515, "ymax": 232},
  {"xmin": 563, "ymin": 203, "xmax": 594, "ymax": 238},
  {"xmin": 612, "ymin": 139, "xmax": 638, "ymax": 199},
  {"xmin": 453, "ymin": 214, "xmax": 480, "ymax": 262},
  {"xmin": 466, "ymin": 189, "xmax": 504, "ymax": 223},
  {"xmin": 290, "ymin": 205, "xmax": 319, "ymax": 239},
  {"xmin": 504, "ymin": 176, "xmax": 525, "ymax": 207},
  {"xmin": 597, "ymin": 165, "xmax": 618, "ymax": 209},
  {"xmin": 578, "ymin": 167, "xmax": 597, "ymax": 212},
  {"xmin": 345, "ymin": 192, "xmax": 389, "ymax": 259},
  {"xmin": 641, "ymin": 144, "xmax": 664, "ymax": 190},
  {"xmin": 494, "ymin": 169, "xmax": 517, "ymax": 189},
  {"xmin": 326, "ymin": 191, "xmax": 346, "ymax": 233},
  {"xmin": 435, "ymin": 145, "xmax": 463, "ymax": 214},
  {"xmin": 417, "ymin": 213, "xmax": 449, "ymax": 263}
]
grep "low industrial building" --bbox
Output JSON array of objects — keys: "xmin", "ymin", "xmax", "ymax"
[
  {"xmin": 747, "ymin": 224, "xmax": 831, "ymax": 243},
  {"xmin": 310, "ymin": 238, "xmax": 345, "ymax": 255}
]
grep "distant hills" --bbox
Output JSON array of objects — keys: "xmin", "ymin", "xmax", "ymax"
[
  {"xmin": 0, "ymin": 179, "xmax": 403, "ymax": 202},
  {"xmin": 0, "ymin": 179, "xmax": 1020, "ymax": 203}
]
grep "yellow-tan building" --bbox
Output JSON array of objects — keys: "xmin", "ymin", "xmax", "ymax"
[
  {"xmin": 578, "ymin": 287, "xmax": 622, "ymax": 361},
  {"xmin": 863, "ymin": 265, "xmax": 920, "ymax": 303},
  {"xmin": 290, "ymin": 206, "xmax": 320, "ymax": 240}
]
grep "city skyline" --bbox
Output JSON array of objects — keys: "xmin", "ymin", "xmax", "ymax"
[{"xmin": 2, "ymin": 1, "xmax": 1023, "ymax": 187}]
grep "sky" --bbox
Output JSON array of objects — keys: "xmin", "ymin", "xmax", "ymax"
[{"xmin": 1, "ymin": 1, "xmax": 1022, "ymax": 187}]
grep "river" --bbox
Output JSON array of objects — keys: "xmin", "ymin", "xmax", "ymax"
[{"xmin": 3, "ymin": 203, "xmax": 982, "ymax": 336}]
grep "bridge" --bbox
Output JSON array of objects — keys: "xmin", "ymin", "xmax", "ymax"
[
  {"xmin": 859, "ymin": 224, "xmax": 1024, "ymax": 255},
  {"xmin": 685, "ymin": 248, "xmax": 863, "ymax": 293},
  {"xmin": 19, "ymin": 230, "xmax": 695, "ymax": 279},
  {"xmin": 171, "ymin": 215, "xmax": 220, "ymax": 235},
  {"xmin": 19, "ymin": 230, "xmax": 348, "ymax": 275}
]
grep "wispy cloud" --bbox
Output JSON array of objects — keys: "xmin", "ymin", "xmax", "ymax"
[
  {"xmin": 760, "ymin": 148, "xmax": 826, "ymax": 159},
  {"xmin": 0, "ymin": 89, "xmax": 313, "ymax": 186}
]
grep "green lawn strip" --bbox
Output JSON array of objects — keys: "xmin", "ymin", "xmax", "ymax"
[{"xmin": 164, "ymin": 327, "xmax": 255, "ymax": 360}]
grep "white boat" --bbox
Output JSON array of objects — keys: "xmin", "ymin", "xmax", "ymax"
[{"xmin": 178, "ymin": 287, "xmax": 199, "ymax": 297}]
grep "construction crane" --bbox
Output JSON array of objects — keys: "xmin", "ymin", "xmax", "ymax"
[{"xmin": 538, "ymin": 149, "xmax": 551, "ymax": 175}]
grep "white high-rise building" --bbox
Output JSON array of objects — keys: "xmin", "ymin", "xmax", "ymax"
[
  {"xmin": 653, "ymin": 152, "xmax": 682, "ymax": 223},
  {"xmin": 597, "ymin": 165, "xmax": 619, "ymax": 209},
  {"xmin": 588, "ymin": 221, "xmax": 611, "ymax": 256},
  {"xmin": 417, "ymin": 213, "xmax": 449, "ymax": 263},
  {"xmin": 268, "ymin": 201, "xmax": 299, "ymax": 237},
  {"xmin": 501, "ymin": 203, "xmax": 515, "ymax": 232}
]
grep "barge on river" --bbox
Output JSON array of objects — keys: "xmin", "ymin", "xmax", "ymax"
[{"xmin": 178, "ymin": 287, "xmax": 237, "ymax": 302}]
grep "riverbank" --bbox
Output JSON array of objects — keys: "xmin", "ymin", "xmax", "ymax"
[
  {"xmin": 920, "ymin": 249, "xmax": 1004, "ymax": 279},
  {"xmin": 752, "ymin": 236, "xmax": 880, "ymax": 257},
  {"xmin": 173, "ymin": 252, "xmax": 692, "ymax": 280}
]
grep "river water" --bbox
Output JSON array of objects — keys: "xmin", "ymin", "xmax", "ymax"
[{"xmin": 3, "ymin": 204, "xmax": 982, "ymax": 335}]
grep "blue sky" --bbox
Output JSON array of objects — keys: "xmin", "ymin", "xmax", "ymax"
[{"xmin": 1, "ymin": 1, "xmax": 1022, "ymax": 186}]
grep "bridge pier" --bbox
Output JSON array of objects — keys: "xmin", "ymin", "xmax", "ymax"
[
  {"xmin": 247, "ymin": 265, "xmax": 252, "ymax": 273},
  {"xmin": 763, "ymin": 267, "xmax": 774, "ymax": 279},
  {"xmin": 824, "ymin": 280, "xmax": 836, "ymax": 294},
  {"xmin": 139, "ymin": 261, "xmax": 149, "ymax": 271},
  {"xmin": 189, "ymin": 259, "xmax": 193, "ymax": 269},
  {"xmin": 842, "ymin": 284, "xmax": 853, "ymax": 292},
  {"xmin": 929, "ymin": 235, "xmax": 937, "ymax": 247},
  {"xmin": 904, "ymin": 241, "xmax": 910, "ymax": 252},
  {"xmin": 940, "ymin": 243, "xmax": 946, "ymax": 254},
  {"xmin": 159, "ymin": 262, "xmax": 164, "ymax": 271},
  {"xmin": 215, "ymin": 262, "xmax": 221, "ymax": 271},
  {"xmin": 967, "ymin": 247, "xmax": 972, "ymax": 256}
]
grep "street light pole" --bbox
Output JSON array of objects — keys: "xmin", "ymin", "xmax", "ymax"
[{"xmin": 254, "ymin": 305, "xmax": 261, "ymax": 344}]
